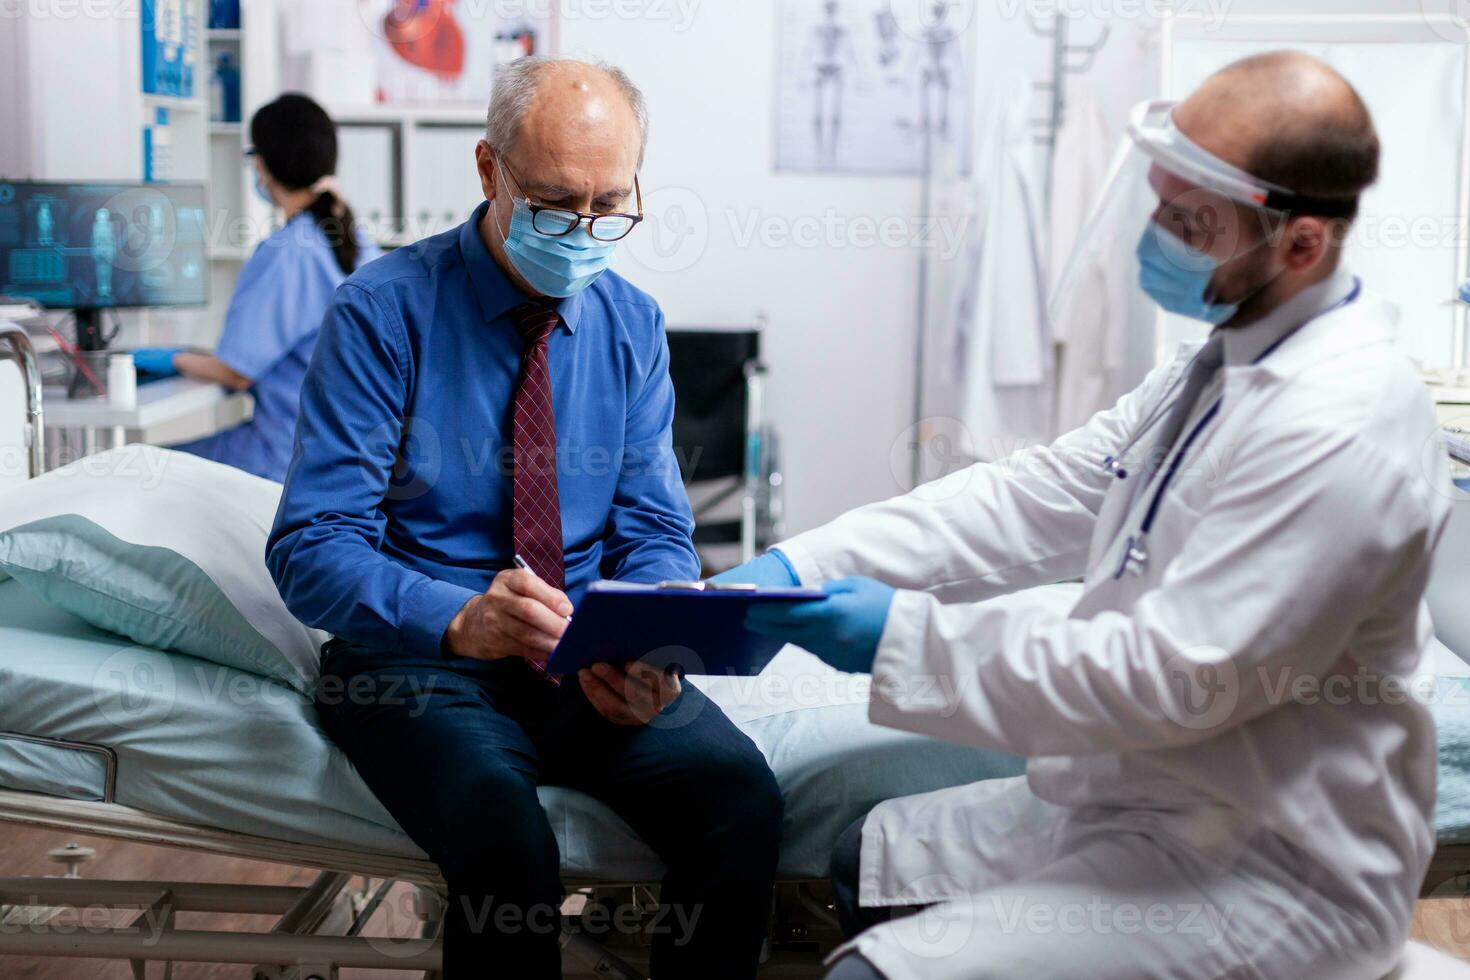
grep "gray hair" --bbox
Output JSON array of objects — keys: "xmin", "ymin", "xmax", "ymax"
[{"xmin": 486, "ymin": 56, "xmax": 649, "ymax": 169}]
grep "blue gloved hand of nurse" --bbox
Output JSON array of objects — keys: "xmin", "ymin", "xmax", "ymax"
[
  {"xmin": 708, "ymin": 550, "xmax": 801, "ymax": 588},
  {"xmin": 132, "ymin": 347, "xmax": 182, "ymax": 377},
  {"xmin": 744, "ymin": 576, "xmax": 896, "ymax": 675}
]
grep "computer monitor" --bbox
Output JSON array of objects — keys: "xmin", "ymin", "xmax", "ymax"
[{"xmin": 0, "ymin": 180, "xmax": 209, "ymax": 349}]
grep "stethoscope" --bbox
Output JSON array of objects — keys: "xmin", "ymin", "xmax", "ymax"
[{"xmin": 1109, "ymin": 278, "xmax": 1363, "ymax": 579}]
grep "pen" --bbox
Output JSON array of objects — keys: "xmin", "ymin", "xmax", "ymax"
[{"xmin": 513, "ymin": 554, "xmax": 573, "ymax": 622}]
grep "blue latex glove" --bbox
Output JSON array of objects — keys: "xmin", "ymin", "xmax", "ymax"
[
  {"xmin": 709, "ymin": 550, "xmax": 800, "ymax": 588},
  {"xmin": 132, "ymin": 347, "xmax": 182, "ymax": 377},
  {"xmin": 745, "ymin": 576, "xmax": 896, "ymax": 674}
]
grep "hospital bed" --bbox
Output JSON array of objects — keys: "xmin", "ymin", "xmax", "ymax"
[
  {"xmin": 0, "ymin": 573, "xmax": 1034, "ymax": 977},
  {"xmin": 3, "ymin": 341, "xmax": 1470, "ymax": 979}
]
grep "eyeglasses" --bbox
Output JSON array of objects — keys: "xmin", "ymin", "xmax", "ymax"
[{"xmin": 499, "ymin": 159, "xmax": 644, "ymax": 243}]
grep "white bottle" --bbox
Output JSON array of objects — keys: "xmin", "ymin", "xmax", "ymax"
[{"xmin": 109, "ymin": 354, "xmax": 138, "ymax": 410}]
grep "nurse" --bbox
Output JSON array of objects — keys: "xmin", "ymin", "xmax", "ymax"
[
  {"xmin": 721, "ymin": 52, "xmax": 1448, "ymax": 980},
  {"xmin": 135, "ymin": 93, "xmax": 382, "ymax": 482}
]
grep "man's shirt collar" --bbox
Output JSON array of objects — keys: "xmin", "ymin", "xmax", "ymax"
[
  {"xmin": 1218, "ymin": 265, "xmax": 1357, "ymax": 366},
  {"xmin": 458, "ymin": 200, "xmax": 586, "ymax": 334}
]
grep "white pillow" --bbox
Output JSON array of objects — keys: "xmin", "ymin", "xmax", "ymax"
[{"xmin": 0, "ymin": 446, "xmax": 322, "ymax": 693}]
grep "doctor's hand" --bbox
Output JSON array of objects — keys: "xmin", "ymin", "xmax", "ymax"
[
  {"xmin": 579, "ymin": 661, "xmax": 682, "ymax": 726},
  {"xmin": 745, "ymin": 576, "xmax": 897, "ymax": 674},
  {"xmin": 708, "ymin": 550, "xmax": 800, "ymax": 588},
  {"xmin": 443, "ymin": 570, "xmax": 573, "ymax": 664}
]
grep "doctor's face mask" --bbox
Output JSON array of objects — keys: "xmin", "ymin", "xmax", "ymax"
[{"xmin": 1136, "ymin": 168, "xmax": 1279, "ymax": 326}]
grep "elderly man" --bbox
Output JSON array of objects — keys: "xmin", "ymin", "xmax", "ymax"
[
  {"xmin": 268, "ymin": 58, "xmax": 783, "ymax": 978},
  {"xmin": 720, "ymin": 52, "xmax": 1448, "ymax": 979}
]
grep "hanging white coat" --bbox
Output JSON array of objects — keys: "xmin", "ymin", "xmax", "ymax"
[{"xmin": 777, "ymin": 273, "xmax": 1450, "ymax": 979}]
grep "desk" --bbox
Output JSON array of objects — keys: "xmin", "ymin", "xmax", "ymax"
[{"xmin": 42, "ymin": 378, "xmax": 254, "ymax": 462}]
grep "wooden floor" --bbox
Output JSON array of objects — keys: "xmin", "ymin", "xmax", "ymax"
[{"xmin": 5, "ymin": 823, "xmax": 1470, "ymax": 978}]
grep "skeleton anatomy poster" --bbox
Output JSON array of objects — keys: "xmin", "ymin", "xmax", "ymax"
[{"xmin": 775, "ymin": 0, "xmax": 975, "ymax": 175}]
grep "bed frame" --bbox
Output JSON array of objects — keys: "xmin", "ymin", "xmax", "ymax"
[
  {"xmin": 0, "ymin": 344, "xmax": 845, "ymax": 978},
  {"xmin": 0, "ymin": 782, "xmax": 718, "ymax": 979},
  {"xmin": 0, "ymin": 322, "xmax": 45, "ymax": 480},
  {"xmin": 0, "ymin": 783, "xmax": 841, "ymax": 979},
  {"xmin": 8, "ymin": 350, "xmax": 1466, "ymax": 975}
]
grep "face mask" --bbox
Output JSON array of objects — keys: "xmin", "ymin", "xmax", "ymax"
[
  {"xmin": 1135, "ymin": 223, "xmax": 1246, "ymax": 325},
  {"xmin": 253, "ymin": 171, "xmax": 274, "ymax": 205},
  {"xmin": 494, "ymin": 164, "xmax": 618, "ymax": 298}
]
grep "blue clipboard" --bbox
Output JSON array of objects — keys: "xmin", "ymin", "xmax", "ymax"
[{"xmin": 546, "ymin": 580, "xmax": 826, "ymax": 677}]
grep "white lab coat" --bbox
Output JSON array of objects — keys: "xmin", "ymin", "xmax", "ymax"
[
  {"xmin": 778, "ymin": 271, "xmax": 1450, "ymax": 979},
  {"xmin": 1049, "ymin": 90, "xmax": 1136, "ymax": 433},
  {"xmin": 948, "ymin": 79, "xmax": 1054, "ymax": 457}
]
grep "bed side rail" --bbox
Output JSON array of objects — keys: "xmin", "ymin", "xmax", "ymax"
[
  {"xmin": 0, "ymin": 321, "xmax": 44, "ymax": 479},
  {"xmin": 0, "ymin": 731, "xmax": 118, "ymax": 803}
]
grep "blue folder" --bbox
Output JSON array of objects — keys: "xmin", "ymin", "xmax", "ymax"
[{"xmin": 546, "ymin": 580, "xmax": 826, "ymax": 677}]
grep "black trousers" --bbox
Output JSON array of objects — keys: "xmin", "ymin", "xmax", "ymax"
[
  {"xmin": 315, "ymin": 642, "xmax": 784, "ymax": 979},
  {"xmin": 825, "ymin": 814, "xmax": 894, "ymax": 980}
]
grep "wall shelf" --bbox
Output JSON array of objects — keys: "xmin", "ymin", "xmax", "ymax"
[{"xmin": 143, "ymin": 92, "xmax": 206, "ymax": 113}]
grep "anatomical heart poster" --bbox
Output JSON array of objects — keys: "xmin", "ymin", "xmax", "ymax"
[{"xmin": 362, "ymin": 1, "xmax": 556, "ymax": 105}]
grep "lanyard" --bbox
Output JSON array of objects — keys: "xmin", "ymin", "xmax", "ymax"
[{"xmin": 1114, "ymin": 278, "xmax": 1362, "ymax": 578}]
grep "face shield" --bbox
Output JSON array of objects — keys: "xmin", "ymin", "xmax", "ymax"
[{"xmin": 1050, "ymin": 100, "xmax": 1359, "ymax": 362}]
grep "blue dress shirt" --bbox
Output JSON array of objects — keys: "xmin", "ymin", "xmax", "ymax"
[
  {"xmin": 174, "ymin": 214, "xmax": 382, "ymax": 482},
  {"xmin": 267, "ymin": 201, "xmax": 698, "ymax": 660}
]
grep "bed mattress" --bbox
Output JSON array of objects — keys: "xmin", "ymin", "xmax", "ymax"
[{"xmin": 0, "ymin": 577, "xmax": 1025, "ymax": 880}]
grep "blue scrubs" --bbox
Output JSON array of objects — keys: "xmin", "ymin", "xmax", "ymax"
[{"xmin": 174, "ymin": 215, "xmax": 382, "ymax": 482}]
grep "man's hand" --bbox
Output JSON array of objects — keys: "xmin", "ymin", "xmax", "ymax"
[
  {"xmin": 443, "ymin": 569, "xmax": 573, "ymax": 663},
  {"xmin": 579, "ymin": 661, "xmax": 681, "ymax": 726}
]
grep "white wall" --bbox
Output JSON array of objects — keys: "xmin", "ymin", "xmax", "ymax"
[
  {"xmin": 556, "ymin": 5, "xmax": 929, "ymax": 533},
  {"xmin": 23, "ymin": 0, "xmax": 1454, "ymax": 530},
  {"xmin": 0, "ymin": 4, "xmax": 143, "ymax": 182}
]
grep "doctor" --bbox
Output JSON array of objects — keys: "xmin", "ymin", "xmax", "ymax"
[
  {"xmin": 135, "ymin": 94, "xmax": 381, "ymax": 482},
  {"xmin": 722, "ymin": 52, "xmax": 1449, "ymax": 979}
]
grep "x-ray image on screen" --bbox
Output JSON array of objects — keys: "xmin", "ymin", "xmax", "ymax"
[{"xmin": 0, "ymin": 181, "xmax": 209, "ymax": 311}]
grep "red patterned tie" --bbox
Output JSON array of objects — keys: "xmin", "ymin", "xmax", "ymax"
[{"xmin": 510, "ymin": 302, "xmax": 565, "ymax": 683}]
